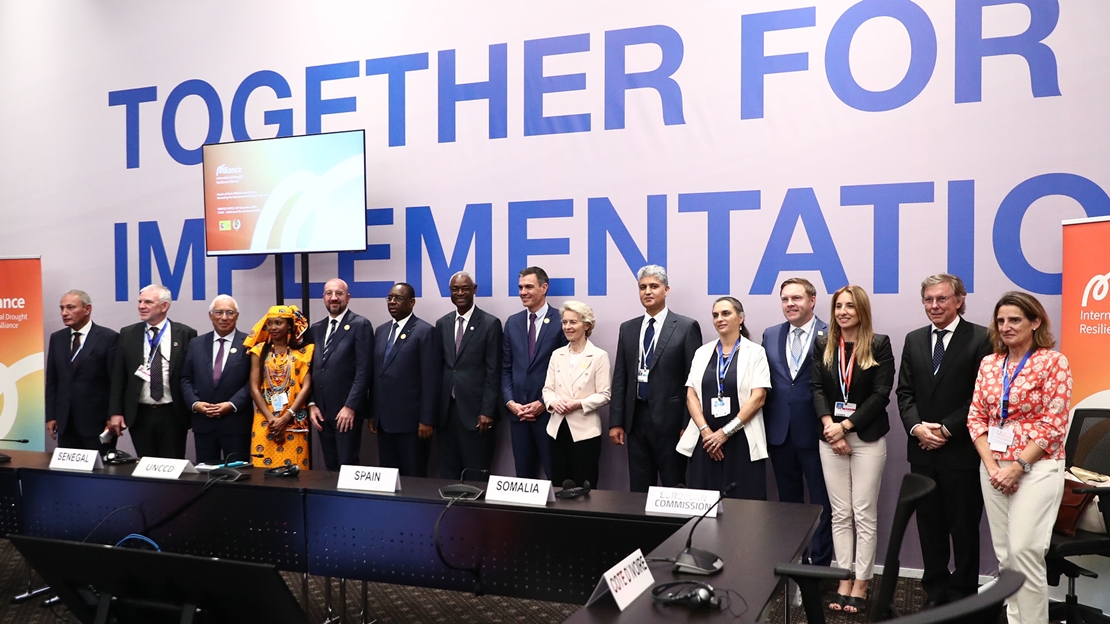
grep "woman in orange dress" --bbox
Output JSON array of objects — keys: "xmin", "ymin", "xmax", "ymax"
[{"xmin": 244, "ymin": 305, "xmax": 314, "ymax": 468}]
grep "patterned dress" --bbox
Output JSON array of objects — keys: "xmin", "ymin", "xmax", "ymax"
[{"xmin": 249, "ymin": 343, "xmax": 314, "ymax": 468}]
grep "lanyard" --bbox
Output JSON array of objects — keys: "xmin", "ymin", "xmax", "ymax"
[
  {"xmin": 640, "ymin": 318, "xmax": 660, "ymax": 368},
  {"xmin": 146, "ymin": 323, "xmax": 168, "ymax": 367},
  {"xmin": 1000, "ymin": 350, "xmax": 1033, "ymax": 421},
  {"xmin": 789, "ymin": 323, "xmax": 814, "ymax": 372},
  {"xmin": 716, "ymin": 339, "xmax": 741, "ymax": 398},
  {"xmin": 837, "ymin": 336, "xmax": 856, "ymax": 402}
]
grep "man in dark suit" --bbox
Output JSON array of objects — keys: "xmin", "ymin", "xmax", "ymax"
[
  {"xmin": 108, "ymin": 284, "xmax": 197, "ymax": 458},
  {"xmin": 180, "ymin": 295, "xmax": 253, "ymax": 465},
  {"xmin": 307, "ymin": 278, "xmax": 374, "ymax": 471},
  {"xmin": 435, "ymin": 272, "xmax": 503, "ymax": 479},
  {"xmin": 609, "ymin": 265, "xmax": 701, "ymax": 491},
  {"xmin": 45, "ymin": 290, "xmax": 119, "ymax": 451},
  {"xmin": 762, "ymin": 277, "xmax": 833, "ymax": 566},
  {"xmin": 897, "ymin": 273, "xmax": 991, "ymax": 608},
  {"xmin": 501, "ymin": 266, "xmax": 567, "ymax": 479},
  {"xmin": 369, "ymin": 283, "xmax": 440, "ymax": 477}
]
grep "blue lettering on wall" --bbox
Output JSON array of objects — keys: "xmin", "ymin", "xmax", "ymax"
[
  {"xmin": 955, "ymin": 0, "xmax": 1061, "ymax": 104},
  {"xmin": 751, "ymin": 188, "xmax": 847, "ymax": 294},
  {"xmin": 305, "ymin": 61, "xmax": 360, "ymax": 135},
  {"xmin": 406, "ymin": 204, "xmax": 493, "ymax": 297},
  {"xmin": 841, "ymin": 182, "xmax": 934, "ymax": 294},
  {"xmin": 947, "ymin": 180, "xmax": 976, "ymax": 291},
  {"xmin": 587, "ymin": 195, "xmax": 667, "ymax": 296},
  {"xmin": 438, "ymin": 44, "xmax": 509, "ymax": 143},
  {"xmin": 365, "ymin": 53, "xmax": 430, "ymax": 147},
  {"xmin": 230, "ymin": 70, "xmax": 294, "ymax": 141},
  {"xmin": 524, "ymin": 34, "xmax": 592, "ymax": 136},
  {"xmin": 604, "ymin": 25, "xmax": 686, "ymax": 130},
  {"xmin": 740, "ymin": 8, "xmax": 815, "ymax": 120},
  {"xmin": 138, "ymin": 219, "xmax": 206, "ymax": 300},
  {"xmin": 161, "ymin": 80, "xmax": 223, "ymax": 166},
  {"xmin": 507, "ymin": 199, "xmax": 574, "ymax": 296},
  {"xmin": 108, "ymin": 86, "xmax": 158, "ymax": 169},
  {"xmin": 678, "ymin": 191, "xmax": 760, "ymax": 295}
]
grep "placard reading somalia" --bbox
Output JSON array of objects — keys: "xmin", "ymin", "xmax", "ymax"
[{"xmin": 0, "ymin": 257, "xmax": 45, "ymax": 452}]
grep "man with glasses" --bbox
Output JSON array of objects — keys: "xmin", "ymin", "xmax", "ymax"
[
  {"xmin": 181, "ymin": 295, "xmax": 253, "ymax": 465},
  {"xmin": 897, "ymin": 274, "xmax": 991, "ymax": 609},
  {"xmin": 370, "ymin": 283, "xmax": 439, "ymax": 477},
  {"xmin": 308, "ymin": 278, "xmax": 374, "ymax": 470}
]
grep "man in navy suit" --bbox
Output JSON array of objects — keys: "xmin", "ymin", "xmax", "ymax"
[
  {"xmin": 180, "ymin": 295, "xmax": 253, "ymax": 465},
  {"xmin": 370, "ymin": 283, "xmax": 440, "ymax": 477},
  {"xmin": 45, "ymin": 290, "xmax": 119, "ymax": 451},
  {"xmin": 501, "ymin": 266, "xmax": 567, "ymax": 479},
  {"xmin": 435, "ymin": 272, "xmax": 503, "ymax": 479},
  {"xmin": 761, "ymin": 277, "xmax": 833, "ymax": 566},
  {"xmin": 307, "ymin": 278, "xmax": 374, "ymax": 470},
  {"xmin": 609, "ymin": 265, "xmax": 702, "ymax": 491}
]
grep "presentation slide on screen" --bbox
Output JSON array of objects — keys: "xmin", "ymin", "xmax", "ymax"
[{"xmin": 202, "ymin": 130, "xmax": 367, "ymax": 256}]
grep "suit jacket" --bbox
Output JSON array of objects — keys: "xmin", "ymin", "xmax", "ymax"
[
  {"xmin": 109, "ymin": 319, "xmax": 198, "ymax": 431},
  {"xmin": 811, "ymin": 334, "xmax": 895, "ymax": 443},
  {"xmin": 180, "ymin": 330, "xmax": 253, "ymax": 435},
  {"xmin": 896, "ymin": 319, "xmax": 992, "ymax": 469},
  {"xmin": 372, "ymin": 316, "xmax": 440, "ymax": 433},
  {"xmin": 609, "ymin": 311, "xmax": 701, "ymax": 436},
  {"xmin": 436, "ymin": 307, "xmax": 503, "ymax": 428},
  {"xmin": 762, "ymin": 318, "xmax": 830, "ymax": 450},
  {"xmin": 308, "ymin": 309, "xmax": 374, "ymax": 420},
  {"xmin": 501, "ymin": 306, "xmax": 568, "ymax": 417},
  {"xmin": 542, "ymin": 340, "xmax": 612, "ymax": 442},
  {"xmin": 45, "ymin": 323, "xmax": 119, "ymax": 437}
]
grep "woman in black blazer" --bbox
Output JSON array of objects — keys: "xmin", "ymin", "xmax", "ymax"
[{"xmin": 811, "ymin": 285, "xmax": 894, "ymax": 614}]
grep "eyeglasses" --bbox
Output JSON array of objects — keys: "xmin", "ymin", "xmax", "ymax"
[
  {"xmin": 385, "ymin": 295, "xmax": 411, "ymax": 302},
  {"xmin": 210, "ymin": 309, "xmax": 239, "ymax": 317},
  {"xmin": 922, "ymin": 296, "xmax": 952, "ymax": 305}
]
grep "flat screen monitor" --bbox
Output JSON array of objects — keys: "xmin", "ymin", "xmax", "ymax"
[{"xmin": 202, "ymin": 130, "xmax": 368, "ymax": 256}]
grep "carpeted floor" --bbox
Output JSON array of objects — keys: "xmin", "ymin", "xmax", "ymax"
[{"xmin": 0, "ymin": 538, "xmax": 982, "ymax": 623}]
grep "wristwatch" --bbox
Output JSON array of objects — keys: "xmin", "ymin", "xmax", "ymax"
[{"xmin": 1015, "ymin": 457, "xmax": 1032, "ymax": 473}]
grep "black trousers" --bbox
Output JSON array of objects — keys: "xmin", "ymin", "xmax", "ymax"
[
  {"xmin": 627, "ymin": 401, "xmax": 687, "ymax": 492},
  {"xmin": 193, "ymin": 430, "xmax": 251, "ymax": 465},
  {"xmin": 437, "ymin": 401, "xmax": 495, "ymax": 479},
  {"xmin": 550, "ymin": 419, "xmax": 601, "ymax": 488},
  {"xmin": 378, "ymin": 429, "xmax": 430, "ymax": 477},
  {"xmin": 130, "ymin": 404, "xmax": 187, "ymax": 459},
  {"xmin": 317, "ymin": 414, "xmax": 364, "ymax": 471},
  {"xmin": 912, "ymin": 461, "xmax": 984, "ymax": 603}
]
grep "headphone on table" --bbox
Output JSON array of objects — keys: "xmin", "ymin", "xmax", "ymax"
[{"xmin": 651, "ymin": 581, "xmax": 721, "ymax": 611}]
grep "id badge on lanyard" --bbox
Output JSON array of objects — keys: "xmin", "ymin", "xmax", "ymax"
[
  {"xmin": 713, "ymin": 339, "xmax": 740, "ymax": 417},
  {"xmin": 989, "ymin": 351, "xmax": 1031, "ymax": 452}
]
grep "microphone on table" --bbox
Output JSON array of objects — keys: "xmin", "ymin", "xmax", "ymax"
[
  {"xmin": 439, "ymin": 468, "xmax": 489, "ymax": 500},
  {"xmin": 555, "ymin": 479, "xmax": 592, "ymax": 499},
  {"xmin": 209, "ymin": 453, "xmax": 263, "ymax": 482},
  {"xmin": 672, "ymin": 482, "xmax": 735, "ymax": 576},
  {"xmin": 0, "ymin": 438, "xmax": 28, "ymax": 464}
]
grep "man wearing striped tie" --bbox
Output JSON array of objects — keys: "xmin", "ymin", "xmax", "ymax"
[{"xmin": 307, "ymin": 278, "xmax": 374, "ymax": 471}]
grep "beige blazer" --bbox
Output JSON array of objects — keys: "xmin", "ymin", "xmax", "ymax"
[{"xmin": 542, "ymin": 340, "xmax": 612, "ymax": 442}]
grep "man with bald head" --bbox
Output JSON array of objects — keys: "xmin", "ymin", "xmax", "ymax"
[
  {"xmin": 308, "ymin": 278, "xmax": 374, "ymax": 470},
  {"xmin": 181, "ymin": 295, "xmax": 253, "ymax": 464}
]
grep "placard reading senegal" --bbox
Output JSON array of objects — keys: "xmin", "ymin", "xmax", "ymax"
[
  {"xmin": 0, "ymin": 257, "xmax": 45, "ymax": 451},
  {"xmin": 202, "ymin": 130, "xmax": 368, "ymax": 256}
]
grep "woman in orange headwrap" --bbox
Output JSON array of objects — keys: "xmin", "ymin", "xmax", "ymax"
[{"xmin": 244, "ymin": 305, "xmax": 314, "ymax": 468}]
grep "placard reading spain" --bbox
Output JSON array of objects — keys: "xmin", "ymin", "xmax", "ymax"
[{"xmin": 0, "ymin": 257, "xmax": 45, "ymax": 451}]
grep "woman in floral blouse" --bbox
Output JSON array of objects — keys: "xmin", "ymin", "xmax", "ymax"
[{"xmin": 967, "ymin": 291, "xmax": 1071, "ymax": 624}]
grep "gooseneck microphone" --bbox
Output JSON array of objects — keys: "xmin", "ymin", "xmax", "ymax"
[
  {"xmin": 673, "ymin": 482, "xmax": 735, "ymax": 575},
  {"xmin": 0, "ymin": 438, "xmax": 30, "ymax": 463},
  {"xmin": 555, "ymin": 479, "xmax": 592, "ymax": 499},
  {"xmin": 439, "ymin": 468, "xmax": 489, "ymax": 500}
]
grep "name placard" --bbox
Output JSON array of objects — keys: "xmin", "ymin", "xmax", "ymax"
[
  {"xmin": 49, "ymin": 447, "xmax": 103, "ymax": 472},
  {"xmin": 337, "ymin": 465, "xmax": 401, "ymax": 492},
  {"xmin": 133, "ymin": 457, "xmax": 198, "ymax": 479},
  {"xmin": 485, "ymin": 475, "xmax": 554, "ymax": 506},
  {"xmin": 645, "ymin": 486, "xmax": 722, "ymax": 518},
  {"xmin": 585, "ymin": 549, "xmax": 654, "ymax": 610}
]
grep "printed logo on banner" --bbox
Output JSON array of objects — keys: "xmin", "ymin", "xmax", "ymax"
[
  {"xmin": 218, "ymin": 220, "xmax": 232, "ymax": 231},
  {"xmin": 1081, "ymin": 271, "xmax": 1110, "ymax": 307}
]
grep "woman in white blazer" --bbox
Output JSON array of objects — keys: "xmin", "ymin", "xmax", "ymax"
[
  {"xmin": 684, "ymin": 296, "xmax": 771, "ymax": 499},
  {"xmin": 543, "ymin": 301, "xmax": 612, "ymax": 488}
]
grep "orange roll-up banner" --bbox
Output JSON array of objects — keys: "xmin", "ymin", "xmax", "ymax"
[
  {"xmin": 1062, "ymin": 217, "xmax": 1110, "ymax": 410},
  {"xmin": 0, "ymin": 256, "xmax": 45, "ymax": 452}
]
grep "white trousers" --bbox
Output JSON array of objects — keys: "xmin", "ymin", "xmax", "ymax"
[
  {"xmin": 980, "ymin": 459, "xmax": 1064, "ymax": 624},
  {"xmin": 819, "ymin": 433, "xmax": 887, "ymax": 580}
]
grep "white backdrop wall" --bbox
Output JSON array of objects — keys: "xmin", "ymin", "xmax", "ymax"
[{"xmin": 3, "ymin": 1, "xmax": 1107, "ymax": 573}]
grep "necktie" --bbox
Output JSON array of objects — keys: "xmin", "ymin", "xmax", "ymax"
[
  {"xmin": 790, "ymin": 327, "xmax": 805, "ymax": 373},
  {"xmin": 932, "ymin": 328, "xmax": 949, "ymax": 374},
  {"xmin": 324, "ymin": 319, "xmax": 338, "ymax": 353},
  {"xmin": 527, "ymin": 313, "xmax": 538, "ymax": 360},
  {"xmin": 384, "ymin": 322, "xmax": 399, "ymax": 360},
  {"xmin": 213, "ymin": 338, "xmax": 226, "ymax": 384},
  {"xmin": 70, "ymin": 331, "xmax": 81, "ymax": 368},
  {"xmin": 149, "ymin": 326, "xmax": 164, "ymax": 401},
  {"xmin": 455, "ymin": 316, "xmax": 466, "ymax": 354},
  {"xmin": 637, "ymin": 318, "xmax": 656, "ymax": 401}
]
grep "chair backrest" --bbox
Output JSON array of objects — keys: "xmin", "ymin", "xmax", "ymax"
[
  {"xmin": 1066, "ymin": 409, "xmax": 1110, "ymax": 475},
  {"xmin": 874, "ymin": 473, "xmax": 937, "ymax": 621},
  {"xmin": 876, "ymin": 569, "xmax": 1025, "ymax": 624}
]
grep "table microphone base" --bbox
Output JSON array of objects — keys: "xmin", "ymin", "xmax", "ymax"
[
  {"xmin": 673, "ymin": 546, "xmax": 724, "ymax": 575},
  {"xmin": 0, "ymin": 454, "xmax": 10, "ymax": 464}
]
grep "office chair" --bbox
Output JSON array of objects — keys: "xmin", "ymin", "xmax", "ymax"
[
  {"xmin": 775, "ymin": 472, "xmax": 936, "ymax": 624},
  {"xmin": 1047, "ymin": 408, "xmax": 1110, "ymax": 624},
  {"xmin": 874, "ymin": 569, "xmax": 1024, "ymax": 624}
]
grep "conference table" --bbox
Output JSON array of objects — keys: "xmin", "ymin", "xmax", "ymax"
[{"xmin": 0, "ymin": 450, "xmax": 820, "ymax": 621}]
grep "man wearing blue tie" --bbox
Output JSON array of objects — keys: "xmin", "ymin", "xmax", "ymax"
[{"xmin": 501, "ymin": 267, "xmax": 567, "ymax": 479}]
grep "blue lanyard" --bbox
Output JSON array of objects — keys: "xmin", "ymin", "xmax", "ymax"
[
  {"xmin": 716, "ymin": 339, "xmax": 740, "ymax": 398},
  {"xmin": 146, "ymin": 323, "xmax": 168, "ymax": 367},
  {"xmin": 1000, "ymin": 350, "xmax": 1033, "ymax": 421}
]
